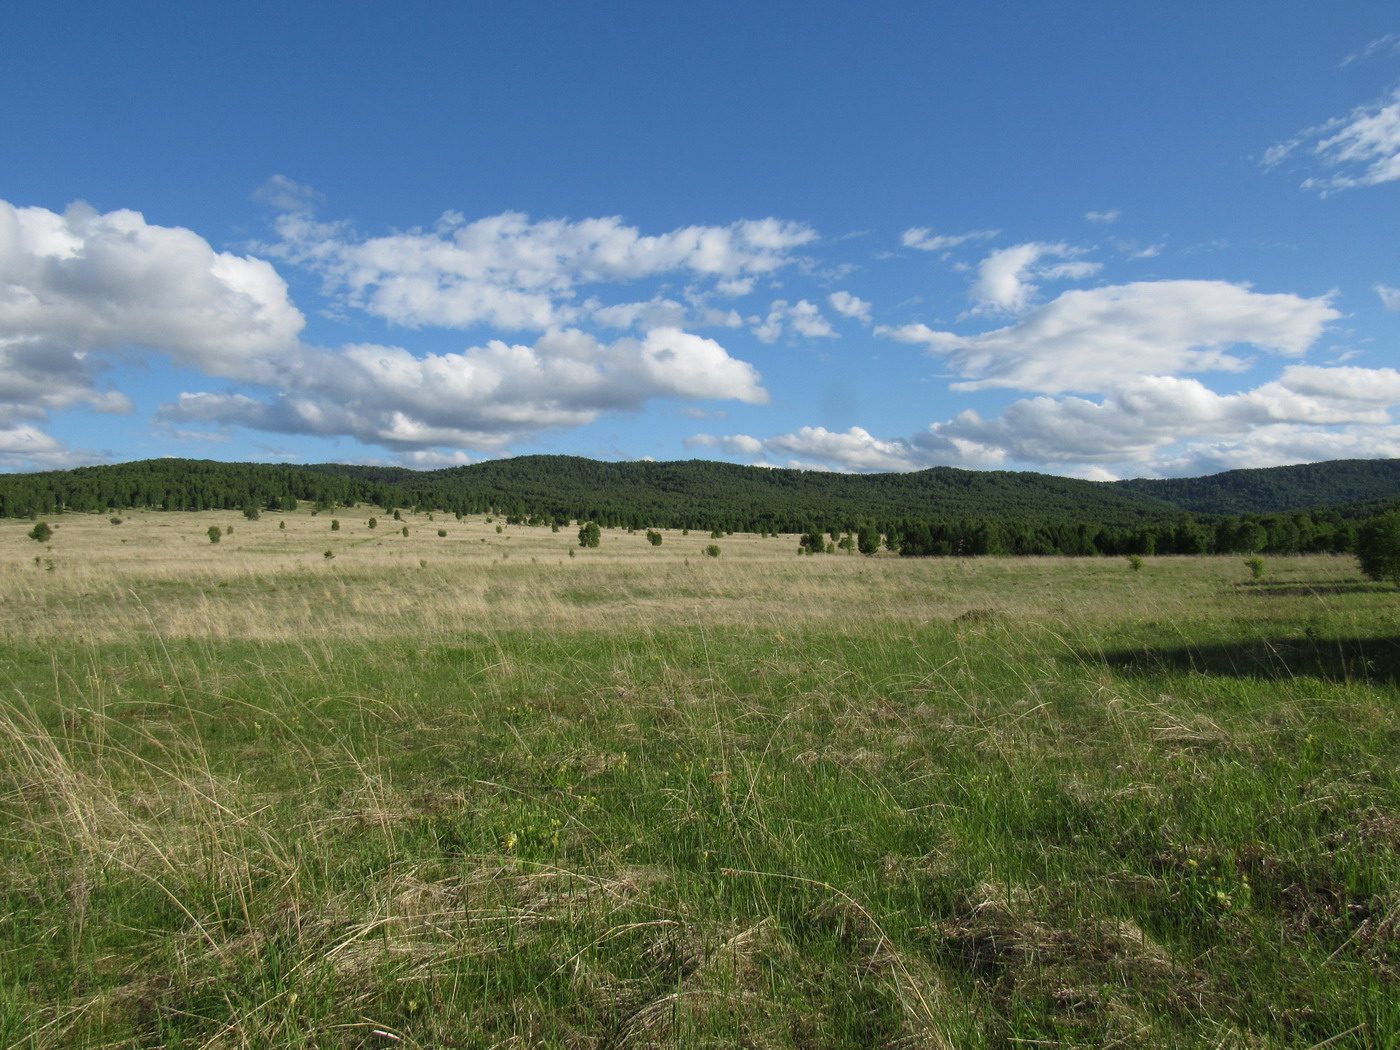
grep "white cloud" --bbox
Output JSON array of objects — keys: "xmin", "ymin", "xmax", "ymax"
[
  {"xmin": 684, "ymin": 432, "xmax": 764, "ymax": 456},
  {"xmin": 161, "ymin": 327, "xmax": 768, "ymax": 451},
  {"xmin": 901, "ymin": 227, "xmax": 1000, "ymax": 253},
  {"xmin": 1085, "ymin": 209, "xmax": 1121, "ymax": 224},
  {"xmin": 0, "ymin": 198, "xmax": 782, "ymax": 459},
  {"xmin": 738, "ymin": 364, "xmax": 1400, "ymax": 478},
  {"xmin": 828, "ymin": 290, "xmax": 872, "ymax": 323},
  {"xmin": 964, "ymin": 241, "xmax": 1100, "ymax": 316},
  {"xmin": 750, "ymin": 299, "xmax": 835, "ymax": 343},
  {"xmin": 878, "ymin": 280, "xmax": 1339, "ymax": 394},
  {"xmin": 1377, "ymin": 284, "xmax": 1400, "ymax": 310},
  {"xmin": 0, "ymin": 199, "xmax": 304, "ymax": 457},
  {"xmin": 1268, "ymin": 87, "xmax": 1400, "ymax": 194},
  {"xmin": 1341, "ymin": 34, "xmax": 1400, "ymax": 68},
  {"xmin": 765, "ymin": 426, "xmax": 927, "ymax": 472},
  {"xmin": 253, "ymin": 174, "xmax": 324, "ymax": 213},
  {"xmin": 267, "ymin": 210, "xmax": 818, "ymax": 332}
]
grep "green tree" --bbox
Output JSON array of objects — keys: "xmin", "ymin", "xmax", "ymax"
[
  {"xmin": 1356, "ymin": 510, "xmax": 1400, "ymax": 586},
  {"xmin": 578, "ymin": 521, "xmax": 601, "ymax": 548},
  {"xmin": 705, "ymin": 544, "xmax": 721, "ymax": 558},
  {"xmin": 331, "ymin": 519, "xmax": 340, "ymax": 531},
  {"xmin": 646, "ymin": 529, "xmax": 662, "ymax": 546},
  {"xmin": 207, "ymin": 525, "xmax": 221, "ymax": 544},
  {"xmin": 27, "ymin": 521, "xmax": 52, "ymax": 543},
  {"xmin": 243, "ymin": 506, "xmax": 260, "ymax": 521},
  {"xmin": 857, "ymin": 523, "xmax": 880, "ymax": 556}
]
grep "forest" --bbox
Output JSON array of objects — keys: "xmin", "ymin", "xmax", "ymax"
[{"xmin": 3, "ymin": 454, "xmax": 1398, "ymax": 558}]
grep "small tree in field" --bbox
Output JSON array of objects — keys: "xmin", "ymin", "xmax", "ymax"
[
  {"xmin": 857, "ymin": 523, "xmax": 880, "ymax": 556},
  {"xmin": 578, "ymin": 521, "xmax": 601, "ymax": 548},
  {"xmin": 207, "ymin": 525, "xmax": 221, "ymax": 544},
  {"xmin": 646, "ymin": 530, "xmax": 662, "ymax": 546},
  {"xmin": 1356, "ymin": 510, "xmax": 1400, "ymax": 586},
  {"xmin": 28, "ymin": 522, "xmax": 52, "ymax": 543},
  {"xmin": 705, "ymin": 544, "xmax": 721, "ymax": 558}
]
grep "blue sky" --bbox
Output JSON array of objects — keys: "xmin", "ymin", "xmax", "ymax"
[{"xmin": 2, "ymin": 1, "xmax": 1398, "ymax": 479}]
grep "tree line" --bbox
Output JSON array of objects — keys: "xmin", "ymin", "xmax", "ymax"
[{"xmin": 2, "ymin": 455, "xmax": 1395, "ymax": 559}]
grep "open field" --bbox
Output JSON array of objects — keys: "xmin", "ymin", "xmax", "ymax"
[{"xmin": 3, "ymin": 508, "xmax": 1400, "ymax": 1048}]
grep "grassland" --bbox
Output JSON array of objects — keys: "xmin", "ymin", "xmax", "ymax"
[{"xmin": 2, "ymin": 508, "xmax": 1399, "ymax": 1048}]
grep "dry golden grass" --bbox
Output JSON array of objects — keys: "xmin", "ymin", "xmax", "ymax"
[{"xmin": 0, "ymin": 506, "xmax": 1347, "ymax": 646}]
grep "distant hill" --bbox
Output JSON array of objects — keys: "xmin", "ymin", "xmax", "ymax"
[
  {"xmin": 1111, "ymin": 459, "xmax": 1400, "ymax": 516},
  {"xmin": 2, "ymin": 455, "xmax": 1397, "ymax": 542}
]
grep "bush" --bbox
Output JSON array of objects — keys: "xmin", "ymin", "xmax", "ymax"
[
  {"xmin": 705, "ymin": 544, "xmax": 721, "ymax": 558},
  {"xmin": 331, "ymin": 519, "xmax": 340, "ymax": 531},
  {"xmin": 368, "ymin": 517, "xmax": 377, "ymax": 529},
  {"xmin": 243, "ymin": 506, "xmax": 260, "ymax": 521},
  {"xmin": 578, "ymin": 521, "xmax": 601, "ymax": 548},
  {"xmin": 437, "ymin": 528, "xmax": 447, "ymax": 537},
  {"xmin": 1126, "ymin": 554, "xmax": 1143, "ymax": 571},
  {"xmin": 1356, "ymin": 510, "xmax": 1400, "ymax": 586},
  {"xmin": 27, "ymin": 522, "xmax": 52, "ymax": 543},
  {"xmin": 109, "ymin": 517, "xmax": 122, "ymax": 526},
  {"xmin": 1245, "ymin": 557, "xmax": 1265, "ymax": 580},
  {"xmin": 207, "ymin": 525, "xmax": 221, "ymax": 544},
  {"xmin": 646, "ymin": 530, "xmax": 662, "ymax": 546}
]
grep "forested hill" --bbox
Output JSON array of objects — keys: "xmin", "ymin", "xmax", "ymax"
[
  {"xmin": 1112, "ymin": 459, "xmax": 1400, "ymax": 516},
  {"xmin": 2, "ymin": 454, "xmax": 1397, "ymax": 534},
  {"xmin": 0, "ymin": 455, "xmax": 1177, "ymax": 531}
]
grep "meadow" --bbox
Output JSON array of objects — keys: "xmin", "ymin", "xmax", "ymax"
[{"xmin": 2, "ymin": 508, "xmax": 1399, "ymax": 1048}]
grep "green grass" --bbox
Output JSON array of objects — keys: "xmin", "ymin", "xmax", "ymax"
[{"xmin": 2, "ymin": 516, "xmax": 1399, "ymax": 1047}]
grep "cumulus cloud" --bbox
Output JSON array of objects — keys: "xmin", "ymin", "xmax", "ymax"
[
  {"xmin": 901, "ymin": 227, "xmax": 1000, "ymax": 253},
  {"xmin": 267, "ymin": 210, "xmax": 817, "ymax": 332},
  {"xmin": 0, "ymin": 198, "xmax": 782, "ymax": 461},
  {"xmin": 1267, "ymin": 87, "xmax": 1400, "ymax": 194},
  {"xmin": 963, "ymin": 241, "xmax": 1100, "ymax": 316},
  {"xmin": 878, "ymin": 280, "xmax": 1339, "ymax": 394},
  {"xmin": 0, "ymin": 199, "xmax": 305, "ymax": 463},
  {"xmin": 750, "ymin": 299, "xmax": 835, "ymax": 343},
  {"xmin": 828, "ymin": 290, "xmax": 872, "ymax": 323},
  {"xmin": 740, "ymin": 364, "xmax": 1400, "ymax": 478},
  {"xmin": 160, "ymin": 327, "xmax": 768, "ymax": 451},
  {"xmin": 683, "ymin": 432, "xmax": 764, "ymax": 456}
]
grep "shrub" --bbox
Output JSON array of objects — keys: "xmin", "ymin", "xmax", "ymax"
[
  {"xmin": 27, "ymin": 522, "xmax": 52, "ymax": 543},
  {"xmin": 1356, "ymin": 510, "xmax": 1400, "ymax": 586},
  {"xmin": 393, "ymin": 509, "xmax": 402, "ymax": 521},
  {"xmin": 1127, "ymin": 554, "xmax": 1143, "ymax": 572},
  {"xmin": 323, "ymin": 549, "xmax": 334, "ymax": 559},
  {"xmin": 1245, "ymin": 557, "xmax": 1265, "ymax": 580},
  {"xmin": 496, "ymin": 525, "xmax": 503, "ymax": 534},
  {"xmin": 401, "ymin": 526, "xmax": 409, "ymax": 537},
  {"xmin": 279, "ymin": 520, "xmax": 285, "ymax": 530},
  {"xmin": 331, "ymin": 519, "xmax": 340, "ymax": 531},
  {"xmin": 207, "ymin": 525, "xmax": 221, "ymax": 544},
  {"xmin": 705, "ymin": 544, "xmax": 721, "ymax": 558},
  {"xmin": 109, "ymin": 517, "xmax": 122, "ymax": 526},
  {"xmin": 437, "ymin": 528, "xmax": 447, "ymax": 537},
  {"xmin": 368, "ymin": 517, "xmax": 377, "ymax": 529},
  {"xmin": 578, "ymin": 522, "xmax": 601, "ymax": 548},
  {"xmin": 710, "ymin": 528, "xmax": 724, "ymax": 539},
  {"xmin": 243, "ymin": 506, "xmax": 260, "ymax": 521},
  {"xmin": 646, "ymin": 530, "xmax": 662, "ymax": 546}
]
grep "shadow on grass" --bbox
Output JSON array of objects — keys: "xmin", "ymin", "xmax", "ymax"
[
  {"xmin": 1092, "ymin": 634, "xmax": 1400, "ymax": 684},
  {"xmin": 1233, "ymin": 580, "xmax": 1387, "ymax": 598}
]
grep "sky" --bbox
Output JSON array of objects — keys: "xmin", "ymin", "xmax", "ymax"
[{"xmin": 2, "ymin": 1, "xmax": 1399, "ymax": 481}]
